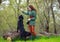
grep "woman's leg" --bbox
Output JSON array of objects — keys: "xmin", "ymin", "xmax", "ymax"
[{"xmin": 28, "ymin": 24, "xmax": 36, "ymax": 36}]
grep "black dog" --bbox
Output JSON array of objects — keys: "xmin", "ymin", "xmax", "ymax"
[{"xmin": 17, "ymin": 15, "xmax": 31, "ymax": 39}]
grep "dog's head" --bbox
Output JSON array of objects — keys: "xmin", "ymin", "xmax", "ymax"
[{"xmin": 18, "ymin": 15, "xmax": 24, "ymax": 21}]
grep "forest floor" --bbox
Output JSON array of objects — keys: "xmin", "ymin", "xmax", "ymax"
[{"xmin": 0, "ymin": 36, "xmax": 60, "ymax": 42}]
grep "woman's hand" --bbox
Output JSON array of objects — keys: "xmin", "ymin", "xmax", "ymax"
[
  {"xmin": 26, "ymin": 18, "xmax": 31, "ymax": 24},
  {"xmin": 20, "ymin": 9, "xmax": 23, "ymax": 11},
  {"xmin": 26, "ymin": 18, "xmax": 31, "ymax": 23},
  {"xmin": 28, "ymin": 18, "xmax": 31, "ymax": 21}
]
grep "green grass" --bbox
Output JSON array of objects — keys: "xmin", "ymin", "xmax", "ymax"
[{"xmin": 0, "ymin": 36, "xmax": 60, "ymax": 42}]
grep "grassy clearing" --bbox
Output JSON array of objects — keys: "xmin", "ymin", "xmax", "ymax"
[{"xmin": 0, "ymin": 36, "xmax": 60, "ymax": 42}]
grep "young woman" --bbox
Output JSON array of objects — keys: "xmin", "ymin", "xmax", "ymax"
[{"xmin": 21, "ymin": 5, "xmax": 37, "ymax": 36}]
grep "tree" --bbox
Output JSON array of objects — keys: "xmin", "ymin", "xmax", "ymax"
[
  {"xmin": 42, "ymin": 0, "xmax": 50, "ymax": 33},
  {"xmin": 51, "ymin": 0, "xmax": 57, "ymax": 34},
  {"xmin": 0, "ymin": 0, "xmax": 2, "ymax": 4},
  {"xmin": 58, "ymin": 0, "xmax": 60, "ymax": 8},
  {"xmin": 58, "ymin": 0, "xmax": 60, "ymax": 4}
]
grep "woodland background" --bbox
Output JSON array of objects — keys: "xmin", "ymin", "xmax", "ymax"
[{"xmin": 0, "ymin": 0, "xmax": 60, "ymax": 36}]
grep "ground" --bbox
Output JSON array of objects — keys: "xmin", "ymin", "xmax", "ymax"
[{"xmin": 0, "ymin": 36, "xmax": 60, "ymax": 42}]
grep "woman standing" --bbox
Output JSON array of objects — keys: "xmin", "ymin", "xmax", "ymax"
[{"xmin": 21, "ymin": 5, "xmax": 37, "ymax": 37}]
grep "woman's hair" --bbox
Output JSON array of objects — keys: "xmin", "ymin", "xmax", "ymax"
[{"xmin": 29, "ymin": 5, "xmax": 36, "ymax": 11}]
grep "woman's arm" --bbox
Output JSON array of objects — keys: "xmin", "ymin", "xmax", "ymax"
[{"xmin": 22, "ymin": 11, "xmax": 29, "ymax": 15}]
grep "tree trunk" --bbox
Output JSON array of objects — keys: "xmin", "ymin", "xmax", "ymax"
[
  {"xmin": 51, "ymin": 0, "xmax": 57, "ymax": 34},
  {"xmin": 58, "ymin": 0, "xmax": 60, "ymax": 4},
  {"xmin": 58, "ymin": 0, "xmax": 60, "ymax": 8},
  {"xmin": 43, "ymin": 0, "xmax": 50, "ymax": 33},
  {"xmin": 0, "ymin": 0, "xmax": 2, "ymax": 4},
  {"xmin": 27, "ymin": 0, "xmax": 29, "ymax": 6}
]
